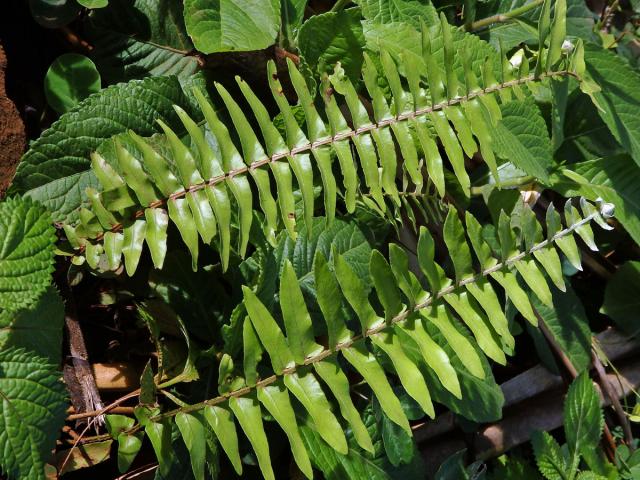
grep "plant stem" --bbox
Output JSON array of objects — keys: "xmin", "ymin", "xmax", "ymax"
[
  {"xmin": 592, "ymin": 349, "xmax": 634, "ymax": 449},
  {"xmin": 470, "ymin": 175, "xmax": 536, "ymax": 196},
  {"xmin": 330, "ymin": 0, "xmax": 351, "ymax": 12},
  {"xmin": 537, "ymin": 310, "xmax": 618, "ymax": 462},
  {"xmin": 468, "ymin": 0, "xmax": 544, "ymax": 31}
]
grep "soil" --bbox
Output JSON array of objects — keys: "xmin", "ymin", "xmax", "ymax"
[{"xmin": 0, "ymin": 43, "xmax": 25, "ymax": 196}]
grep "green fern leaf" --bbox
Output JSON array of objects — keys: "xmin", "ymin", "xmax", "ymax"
[
  {"xmin": 139, "ymin": 197, "xmax": 611, "ymax": 478},
  {"xmin": 64, "ymin": 12, "xmax": 587, "ymax": 275}
]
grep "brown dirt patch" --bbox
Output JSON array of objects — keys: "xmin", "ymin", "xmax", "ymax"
[{"xmin": 0, "ymin": 42, "xmax": 26, "ymax": 196}]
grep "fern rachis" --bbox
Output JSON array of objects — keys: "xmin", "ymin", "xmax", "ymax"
[{"xmin": 63, "ymin": 14, "xmax": 591, "ymax": 276}]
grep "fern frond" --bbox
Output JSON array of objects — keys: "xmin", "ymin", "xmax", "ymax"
[
  {"xmin": 64, "ymin": 13, "xmax": 587, "ymax": 274},
  {"xmin": 133, "ymin": 197, "xmax": 612, "ymax": 480}
]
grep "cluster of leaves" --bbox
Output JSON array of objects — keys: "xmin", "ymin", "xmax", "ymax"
[{"xmin": 3, "ymin": 0, "xmax": 640, "ymax": 479}]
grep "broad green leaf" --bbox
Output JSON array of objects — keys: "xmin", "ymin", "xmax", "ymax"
[
  {"xmin": 145, "ymin": 420, "xmax": 172, "ymax": 476},
  {"xmin": 601, "ymin": 261, "xmax": 640, "ymax": 336},
  {"xmin": 380, "ymin": 409, "xmax": 415, "ymax": 467},
  {"xmin": 281, "ymin": 0, "xmax": 308, "ymax": 49},
  {"xmin": 105, "ymin": 414, "xmax": 135, "ymax": 438},
  {"xmin": 257, "ymin": 383, "xmax": 313, "ymax": 478},
  {"xmin": 550, "ymin": 155, "xmax": 640, "ymax": 246},
  {"xmin": 116, "ymin": 433, "xmax": 143, "ymax": 473},
  {"xmin": 298, "ymin": 8, "xmax": 365, "ymax": 81},
  {"xmin": 284, "ymin": 369, "xmax": 348, "ymax": 454},
  {"xmin": 0, "ymin": 287, "xmax": 64, "ymax": 363},
  {"xmin": 15, "ymin": 74, "xmax": 207, "ymax": 221},
  {"xmin": 175, "ymin": 413, "xmax": 206, "ymax": 480},
  {"xmin": 0, "ymin": 347, "xmax": 68, "ymax": 480},
  {"xmin": 273, "ymin": 217, "xmax": 372, "ymax": 302},
  {"xmin": 493, "ymin": 99, "xmax": 552, "ymax": 182},
  {"xmin": 184, "ymin": 0, "xmax": 280, "ymax": 53},
  {"xmin": 44, "ymin": 54, "xmax": 101, "ymax": 114},
  {"xmin": 564, "ymin": 373, "xmax": 603, "ymax": 470},
  {"xmin": 528, "ymin": 285, "xmax": 591, "ymax": 374},
  {"xmin": 356, "ymin": 0, "xmax": 438, "ymax": 28},
  {"xmin": 0, "ymin": 197, "xmax": 55, "ymax": 312},
  {"xmin": 531, "ymin": 431, "xmax": 567, "ymax": 480},
  {"xmin": 85, "ymin": 0, "xmax": 197, "ymax": 82},
  {"xmin": 228, "ymin": 396, "xmax": 275, "ymax": 480},
  {"xmin": 585, "ymin": 44, "xmax": 640, "ymax": 167}
]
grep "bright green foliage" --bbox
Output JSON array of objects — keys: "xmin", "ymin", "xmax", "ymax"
[
  {"xmin": 184, "ymin": 0, "xmax": 281, "ymax": 53},
  {"xmin": 0, "ymin": 347, "xmax": 68, "ymax": 480},
  {"xmin": 0, "ymin": 197, "xmax": 56, "ymax": 313},
  {"xmin": 141, "ymin": 198, "xmax": 608, "ymax": 479},
  {"xmin": 65, "ymin": 13, "xmax": 586, "ymax": 275}
]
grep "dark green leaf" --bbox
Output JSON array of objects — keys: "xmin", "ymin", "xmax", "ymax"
[
  {"xmin": 528, "ymin": 285, "xmax": 592, "ymax": 375},
  {"xmin": 493, "ymin": 99, "xmax": 552, "ymax": 182},
  {"xmin": 531, "ymin": 431, "xmax": 567, "ymax": 480},
  {"xmin": 380, "ymin": 410, "xmax": 415, "ymax": 466},
  {"xmin": 564, "ymin": 373, "xmax": 603, "ymax": 468},
  {"xmin": 0, "ymin": 287, "xmax": 64, "ymax": 363},
  {"xmin": 298, "ymin": 8, "xmax": 365, "ymax": 81},
  {"xmin": 85, "ymin": 0, "xmax": 199, "ymax": 83},
  {"xmin": 29, "ymin": 0, "xmax": 81, "ymax": 28},
  {"xmin": 0, "ymin": 347, "xmax": 68, "ymax": 480},
  {"xmin": 585, "ymin": 44, "xmax": 640, "ymax": 168},
  {"xmin": 44, "ymin": 54, "xmax": 101, "ymax": 114},
  {"xmin": 601, "ymin": 261, "xmax": 640, "ymax": 335},
  {"xmin": 0, "ymin": 197, "xmax": 56, "ymax": 313}
]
